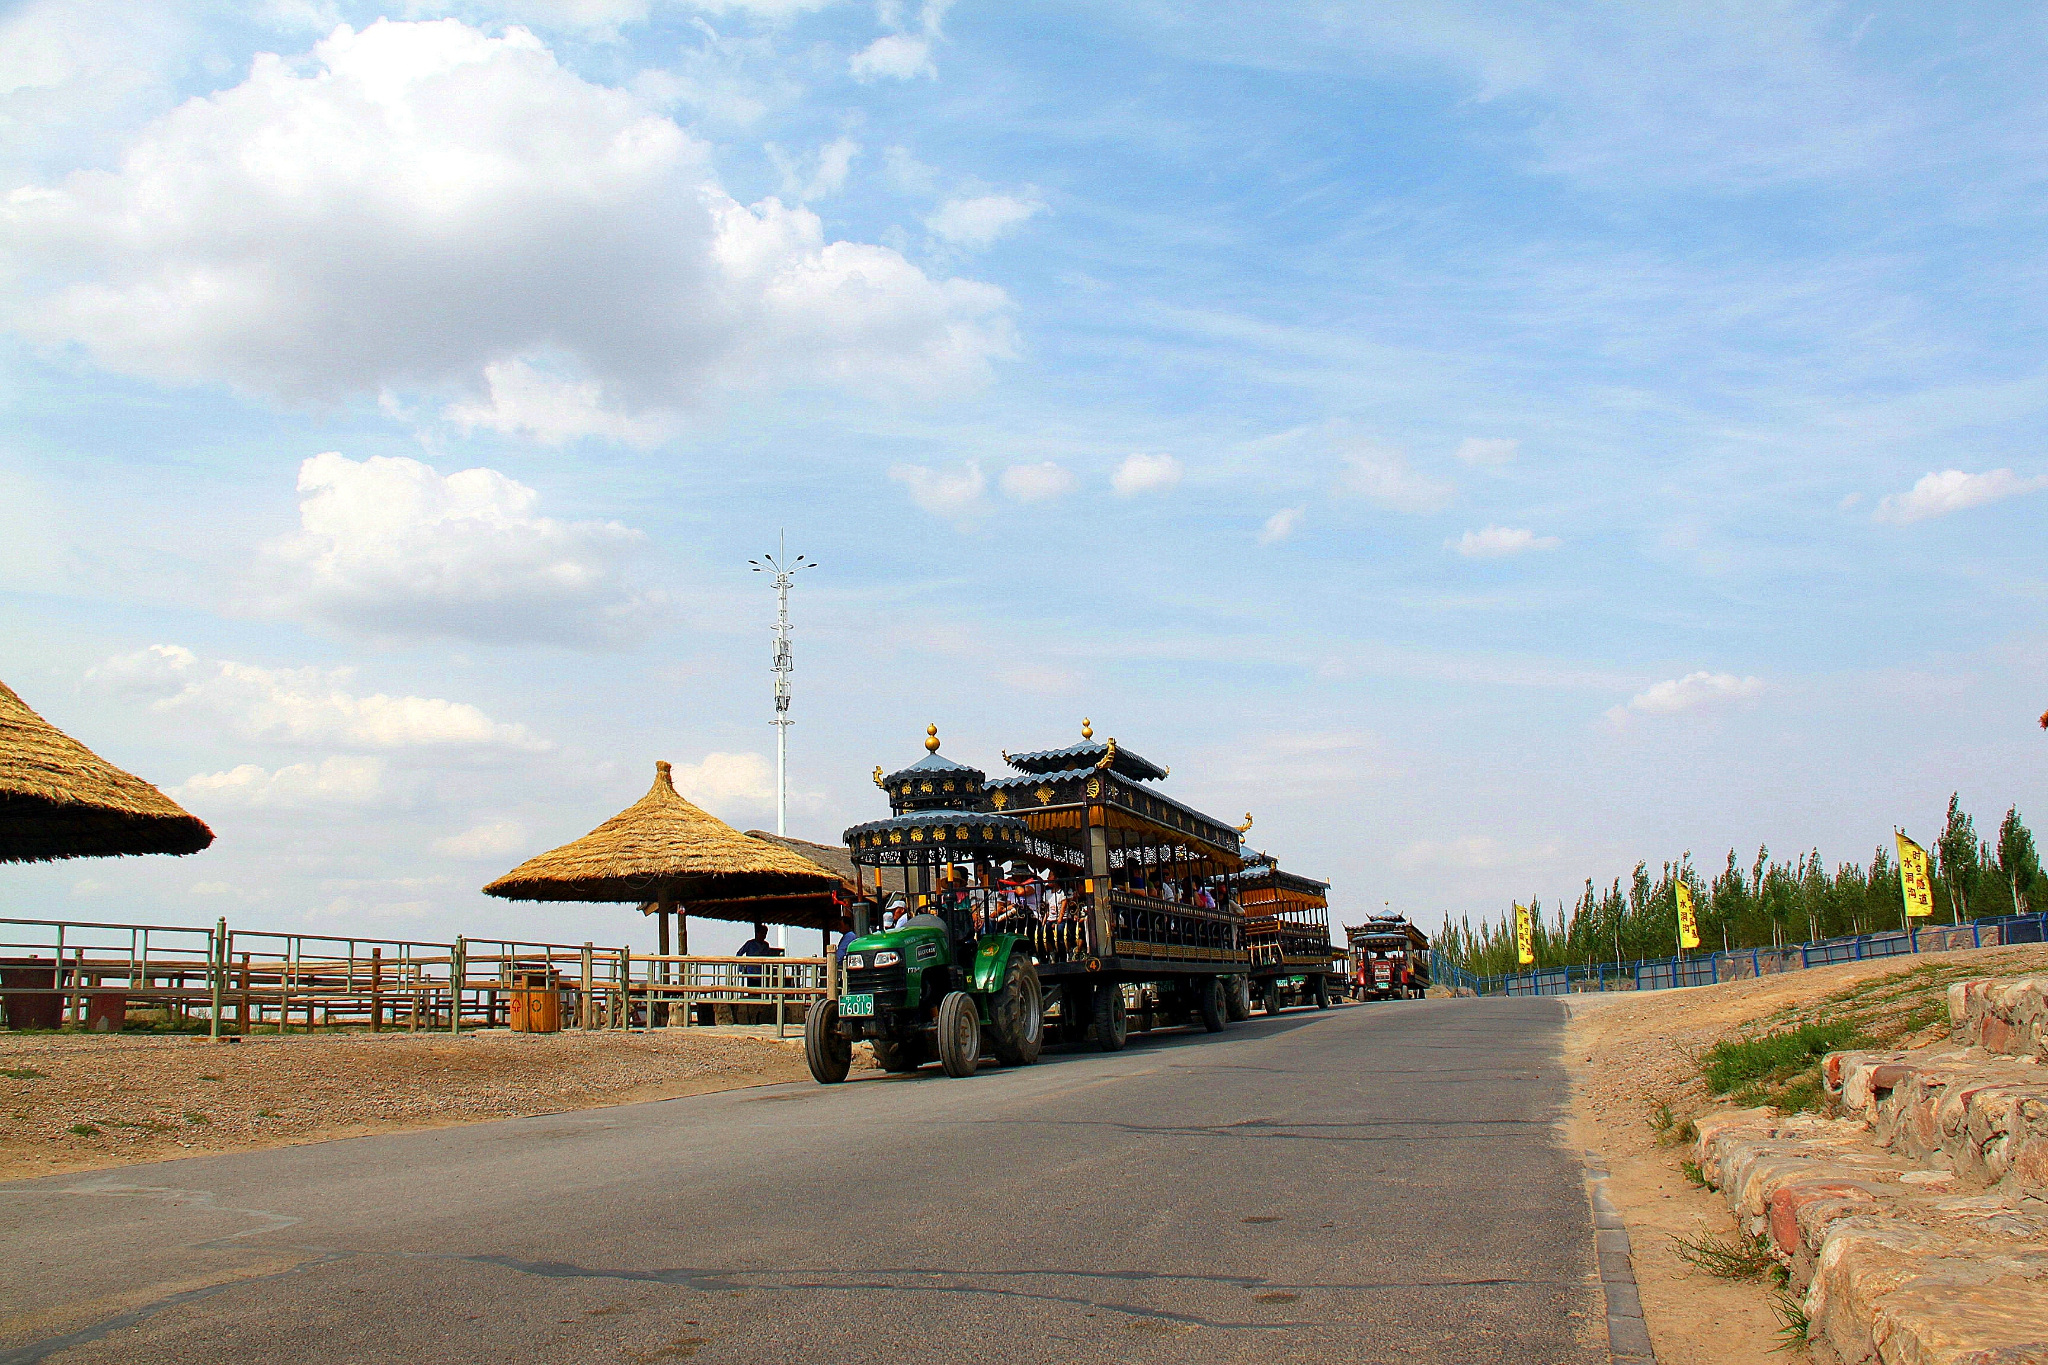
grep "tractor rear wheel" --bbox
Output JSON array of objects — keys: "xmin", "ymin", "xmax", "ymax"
[
  {"xmin": 1198, "ymin": 977, "xmax": 1227, "ymax": 1032},
  {"xmin": 804, "ymin": 999, "xmax": 851, "ymax": 1084},
  {"xmin": 1092, "ymin": 982, "xmax": 1128, "ymax": 1051},
  {"xmin": 1225, "ymin": 976, "xmax": 1251, "ymax": 1021},
  {"xmin": 936, "ymin": 991, "xmax": 982, "ymax": 1078},
  {"xmin": 989, "ymin": 959, "xmax": 1043, "ymax": 1067},
  {"xmin": 871, "ymin": 1035, "xmax": 927, "ymax": 1073}
]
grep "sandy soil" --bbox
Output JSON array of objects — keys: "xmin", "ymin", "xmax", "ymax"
[
  {"xmin": 0, "ymin": 1026, "xmax": 819, "ymax": 1182},
  {"xmin": 1562, "ymin": 942, "xmax": 2048, "ymax": 1365}
]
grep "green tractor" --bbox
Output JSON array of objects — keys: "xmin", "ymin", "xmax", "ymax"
[
  {"xmin": 804, "ymin": 727, "xmax": 1052, "ymax": 1084},
  {"xmin": 804, "ymin": 908, "xmax": 1042, "ymax": 1082}
]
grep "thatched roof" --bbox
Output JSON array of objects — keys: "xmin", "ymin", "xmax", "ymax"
[
  {"xmin": 0, "ymin": 678, "xmax": 214, "ymax": 865},
  {"xmin": 745, "ymin": 830, "xmax": 908, "ymax": 896},
  {"xmin": 483, "ymin": 762, "xmax": 840, "ymax": 917}
]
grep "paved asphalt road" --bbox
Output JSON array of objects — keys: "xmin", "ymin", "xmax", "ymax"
[{"xmin": 0, "ymin": 998, "xmax": 1606, "ymax": 1365}]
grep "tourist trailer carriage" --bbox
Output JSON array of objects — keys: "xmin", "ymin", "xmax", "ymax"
[
  {"xmin": 1346, "ymin": 915, "xmax": 1431, "ymax": 1000},
  {"xmin": 1233, "ymin": 857, "xmax": 1343, "ymax": 1013},
  {"xmin": 803, "ymin": 723, "xmax": 1253, "ymax": 1083}
]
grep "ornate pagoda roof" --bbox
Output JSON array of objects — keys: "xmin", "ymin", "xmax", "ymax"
[
  {"xmin": 874, "ymin": 725, "xmax": 988, "ymax": 814},
  {"xmin": 1001, "ymin": 718, "xmax": 1168, "ymax": 783}
]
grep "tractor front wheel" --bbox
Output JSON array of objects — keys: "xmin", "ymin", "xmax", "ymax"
[
  {"xmin": 989, "ymin": 959, "xmax": 1043, "ymax": 1067},
  {"xmin": 936, "ymin": 991, "xmax": 982, "ymax": 1078},
  {"xmin": 1092, "ymin": 983, "xmax": 1128, "ymax": 1052},
  {"xmin": 1264, "ymin": 983, "xmax": 1286, "ymax": 1016},
  {"xmin": 1198, "ymin": 977, "xmax": 1227, "ymax": 1033},
  {"xmin": 1313, "ymin": 976, "xmax": 1331, "ymax": 1010},
  {"xmin": 804, "ymin": 999, "xmax": 851, "ymax": 1084}
]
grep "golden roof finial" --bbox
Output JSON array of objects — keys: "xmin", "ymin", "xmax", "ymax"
[
  {"xmin": 872, "ymin": 765, "xmax": 886, "ymax": 789},
  {"xmin": 925, "ymin": 723, "xmax": 941, "ymax": 753},
  {"xmin": 1081, "ymin": 717, "xmax": 1093, "ymax": 740},
  {"xmin": 1236, "ymin": 812, "xmax": 1255, "ymax": 834},
  {"xmin": 1094, "ymin": 737, "xmax": 1118, "ymax": 770}
]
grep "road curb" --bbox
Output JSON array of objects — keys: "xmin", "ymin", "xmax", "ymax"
[{"xmin": 1584, "ymin": 1149, "xmax": 1656, "ymax": 1364}]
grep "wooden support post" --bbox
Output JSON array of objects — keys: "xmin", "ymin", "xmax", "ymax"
[
  {"xmin": 580, "ymin": 942, "xmax": 594, "ymax": 1030},
  {"xmin": 450, "ymin": 937, "xmax": 466, "ymax": 1036},
  {"xmin": 617, "ymin": 946, "xmax": 630, "ymax": 1030},
  {"xmin": 369, "ymin": 946, "xmax": 383, "ymax": 1033},
  {"xmin": 209, "ymin": 919, "xmax": 225, "ymax": 1041}
]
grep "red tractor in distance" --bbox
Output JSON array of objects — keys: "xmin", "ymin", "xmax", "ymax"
[{"xmin": 1346, "ymin": 915, "xmax": 1430, "ymax": 1000}]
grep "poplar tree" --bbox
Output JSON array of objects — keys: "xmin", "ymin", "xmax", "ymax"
[
  {"xmin": 1936, "ymin": 794, "xmax": 1980, "ymax": 921},
  {"xmin": 1998, "ymin": 807, "xmax": 2040, "ymax": 915}
]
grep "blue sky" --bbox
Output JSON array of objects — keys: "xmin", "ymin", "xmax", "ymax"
[{"xmin": 2, "ymin": 0, "xmax": 2043, "ymax": 954}]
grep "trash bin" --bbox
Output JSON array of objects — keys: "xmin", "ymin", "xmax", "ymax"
[
  {"xmin": 509, "ymin": 971, "xmax": 560, "ymax": 1033},
  {"xmin": 0, "ymin": 959, "xmax": 63, "ymax": 1030}
]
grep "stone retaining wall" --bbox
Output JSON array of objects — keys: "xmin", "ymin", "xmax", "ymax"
[{"xmin": 1684, "ymin": 984, "xmax": 2048, "ymax": 1362}]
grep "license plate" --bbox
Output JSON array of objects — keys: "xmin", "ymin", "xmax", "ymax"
[{"xmin": 840, "ymin": 993, "xmax": 875, "ymax": 1017}]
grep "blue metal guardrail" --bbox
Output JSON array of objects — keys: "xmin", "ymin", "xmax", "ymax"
[
  {"xmin": 1476, "ymin": 912, "xmax": 2048, "ymax": 997},
  {"xmin": 1428, "ymin": 949, "xmax": 1483, "ymax": 994}
]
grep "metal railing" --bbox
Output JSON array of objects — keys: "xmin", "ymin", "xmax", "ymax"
[{"xmin": 1476, "ymin": 913, "xmax": 2048, "ymax": 996}]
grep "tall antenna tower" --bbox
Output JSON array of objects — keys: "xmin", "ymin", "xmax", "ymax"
[{"xmin": 748, "ymin": 529, "xmax": 814, "ymax": 840}]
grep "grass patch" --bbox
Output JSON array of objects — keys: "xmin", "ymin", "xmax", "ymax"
[
  {"xmin": 68, "ymin": 1122, "xmax": 100, "ymax": 1136},
  {"xmin": 1771, "ymin": 1289, "xmax": 1812, "ymax": 1352},
  {"xmin": 1674, "ymin": 1229, "xmax": 1781, "ymax": 1280},
  {"xmin": 197, "ymin": 1074, "xmax": 223, "ymax": 1082},
  {"xmin": 254, "ymin": 1108, "xmax": 280, "ymax": 1118},
  {"xmin": 182, "ymin": 1110, "xmax": 210, "ymax": 1126},
  {"xmin": 1681, "ymin": 1158, "xmax": 1713, "ymax": 1189},
  {"xmin": 1704, "ymin": 1021, "xmax": 1867, "ymax": 1095},
  {"xmin": 2, "ymin": 1067, "xmax": 46, "ymax": 1080}
]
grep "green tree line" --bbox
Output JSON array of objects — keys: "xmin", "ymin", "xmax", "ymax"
[{"xmin": 1437, "ymin": 796, "xmax": 2045, "ymax": 978}]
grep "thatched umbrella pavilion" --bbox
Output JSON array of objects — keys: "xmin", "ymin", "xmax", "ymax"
[
  {"xmin": 0, "ymin": 678, "xmax": 213, "ymax": 864},
  {"xmin": 483, "ymin": 761, "xmax": 841, "ymax": 954}
]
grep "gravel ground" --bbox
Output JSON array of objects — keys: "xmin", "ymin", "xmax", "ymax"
[
  {"xmin": 0, "ymin": 1027, "xmax": 821, "ymax": 1182},
  {"xmin": 1564, "ymin": 941, "xmax": 2048, "ymax": 1365}
]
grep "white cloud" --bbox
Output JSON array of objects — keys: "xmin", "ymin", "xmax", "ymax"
[
  {"xmin": 88, "ymin": 645, "xmax": 548, "ymax": 750},
  {"xmin": 2, "ymin": 19, "xmax": 1011, "ymax": 430},
  {"xmin": 259, "ymin": 452, "xmax": 649, "ymax": 645},
  {"xmin": 173, "ymin": 756, "xmax": 389, "ymax": 810},
  {"xmin": 670, "ymin": 751, "xmax": 775, "ymax": 813},
  {"xmin": 1336, "ymin": 444, "xmax": 1454, "ymax": 513},
  {"xmin": 851, "ymin": 33, "xmax": 934, "ymax": 80},
  {"xmin": 1449, "ymin": 525, "xmax": 1561, "ymax": 557},
  {"xmin": 1259, "ymin": 506, "xmax": 1304, "ymax": 545},
  {"xmin": 1454, "ymin": 437, "xmax": 1519, "ymax": 467},
  {"xmin": 432, "ymin": 820, "xmax": 529, "ymax": 859},
  {"xmin": 998, "ymin": 462, "xmax": 1075, "ymax": 502},
  {"xmin": 927, "ymin": 194, "xmax": 1044, "ymax": 249},
  {"xmin": 773, "ymin": 134, "xmax": 860, "ymax": 201},
  {"xmin": 889, "ymin": 461, "xmax": 987, "ymax": 521},
  {"xmin": 850, "ymin": 1, "xmax": 952, "ymax": 81},
  {"xmin": 1606, "ymin": 671, "xmax": 1765, "ymax": 725},
  {"xmin": 1873, "ymin": 469, "xmax": 2048, "ymax": 524},
  {"xmin": 1111, "ymin": 453, "xmax": 1183, "ymax": 497},
  {"xmin": 445, "ymin": 360, "xmax": 679, "ymax": 447}
]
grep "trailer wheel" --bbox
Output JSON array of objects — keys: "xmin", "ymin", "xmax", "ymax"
[
  {"xmin": 989, "ymin": 959, "xmax": 1043, "ymax": 1067},
  {"xmin": 1225, "ymin": 976, "xmax": 1251, "ymax": 1022},
  {"xmin": 936, "ymin": 992, "xmax": 982, "ymax": 1077},
  {"xmin": 1092, "ymin": 983, "xmax": 1128, "ymax": 1052},
  {"xmin": 871, "ymin": 1035, "xmax": 927, "ymax": 1073},
  {"xmin": 1198, "ymin": 978, "xmax": 1227, "ymax": 1033},
  {"xmin": 1313, "ymin": 976, "xmax": 1330, "ymax": 1010},
  {"xmin": 1263, "ymin": 983, "xmax": 1286, "ymax": 1016},
  {"xmin": 804, "ymin": 999, "xmax": 851, "ymax": 1084}
]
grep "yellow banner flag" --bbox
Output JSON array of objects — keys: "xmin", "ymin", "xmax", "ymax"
[
  {"xmin": 1897, "ymin": 832, "xmax": 1935, "ymax": 918},
  {"xmin": 1514, "ymin": 902, "xmax": 1535, "ymax": 965},
  {"xmin": 1676, "ymin": 881, "xmax": 1701, "ymax": 949}
]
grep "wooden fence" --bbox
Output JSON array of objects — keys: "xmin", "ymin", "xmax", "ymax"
[{"xmin": 0, "ymin": 917, "xmax": 832, "ymax": 1037}]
